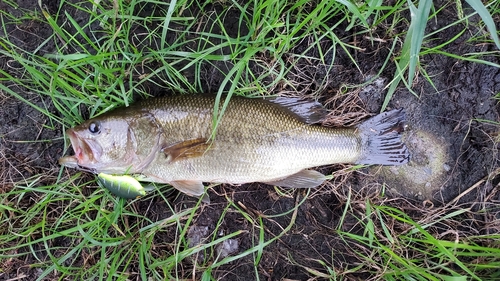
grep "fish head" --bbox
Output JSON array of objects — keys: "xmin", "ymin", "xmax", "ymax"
[{"xmin": 62, "ymin": 113, "xmax": 162, "ymax": 174}]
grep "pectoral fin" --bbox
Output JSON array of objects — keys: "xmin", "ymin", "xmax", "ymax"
[
  {"xmin": 263, "ymin": 170, "xmax": 326, "ymax": 189},
  {"xmin": 162, "ymin": 138, "xmax": 211, "ymax": 162},
  {"xmin": 170, "ymin": 180, "xmax": 210, "ymax": 203}
]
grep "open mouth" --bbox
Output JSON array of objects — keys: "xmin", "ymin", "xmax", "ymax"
[{"xmin": 66, "ymin": 129, "xmax": 96, "ymax": 166}]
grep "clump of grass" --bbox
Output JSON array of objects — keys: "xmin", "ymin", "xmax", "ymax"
[
  {"xmin": 382, "ymin": 0, "xmax": 500, "ymax": 110},
  {"xmin": 288, "ymin": 182, "xmax": 500, "ymax": 281}
]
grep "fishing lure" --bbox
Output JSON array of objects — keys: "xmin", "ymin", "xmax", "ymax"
[{"xmin": 98, "ymin": 173, "xmax": 148, "ymax": 199}]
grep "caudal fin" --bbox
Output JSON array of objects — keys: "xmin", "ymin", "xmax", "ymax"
[{"xmin": 356, "ymin": 109, "xmax": 410, "ymax": 165}]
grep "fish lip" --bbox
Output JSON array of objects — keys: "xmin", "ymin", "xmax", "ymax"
[
  {"xmin": 58, "ymin": 155, "xmax": 79, "ymax": 168},
  {"xmin": 66, "ymin": 128, "xmax": 101, "ymax": 167}
]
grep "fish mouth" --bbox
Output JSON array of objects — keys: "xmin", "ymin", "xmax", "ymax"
[{"xmin": 66, "ymin": 128, "xmax": 101, "ymax": 167}]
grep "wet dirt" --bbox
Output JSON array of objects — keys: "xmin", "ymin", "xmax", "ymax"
[{"xmin": 1, "ymin": 0, "xmax": 499, "ymax": 280}]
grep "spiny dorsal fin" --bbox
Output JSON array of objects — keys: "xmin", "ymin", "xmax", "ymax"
[
  {"xmin": 266, "ymin": 97, "xmax": 327, "ymax": 124},
  {"xmin": 162, "ymin": 138, "xmax": 211, "ymax": 162}
]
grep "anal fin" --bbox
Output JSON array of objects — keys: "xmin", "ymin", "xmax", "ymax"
[
  {"xmin": 263, "ymin": 170, "xmax": 326, "ymax": 189},
  {"xmin": 170, "ymin": 180, "xmax": 210, "ymax": 203}
]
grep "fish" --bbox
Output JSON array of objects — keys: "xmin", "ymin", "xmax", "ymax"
[{"xmin": 58, "ymin": 95, "xmax": 410, "ymax": 200}]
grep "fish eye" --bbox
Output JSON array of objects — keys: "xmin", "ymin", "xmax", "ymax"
[{"xmin": 88, "ymin": 121, "xmax": 101, "ymax": 134}]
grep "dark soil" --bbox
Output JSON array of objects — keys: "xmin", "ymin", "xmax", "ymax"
[{"xmin": 1, "ymin": 0, "xmax": 499, "ymax": 280}]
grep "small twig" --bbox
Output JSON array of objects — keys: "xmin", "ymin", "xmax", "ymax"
[{"xmin": 446, "ymin": 167, "xmax": 500, "ymax": 207}]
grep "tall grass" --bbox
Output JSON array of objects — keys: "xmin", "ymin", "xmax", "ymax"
[{"xmin": 382, "ymin": 0, "xmax": 500, "ymax": 110}]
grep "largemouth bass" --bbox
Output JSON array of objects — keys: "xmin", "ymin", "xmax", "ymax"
[{"xmin": 59, "ymin": 95, "xmax": 409, "ymax": 199}]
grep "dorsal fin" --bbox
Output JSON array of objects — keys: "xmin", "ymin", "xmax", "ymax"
[{"xmin": 266, "ymin": 97, "xmax": 327, "ymax": 124}]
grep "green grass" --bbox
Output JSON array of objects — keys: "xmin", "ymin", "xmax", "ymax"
[
  {"xmin": 337, "ymin": 203, "xmax": 491, "ymax": 281},
  {"xmin": 1, "ymin": 0, "xmax": 500, "ymax": 280},
  {"xmin": 382, "ymin": 0, "xmax": 500, "ymax": 110}
]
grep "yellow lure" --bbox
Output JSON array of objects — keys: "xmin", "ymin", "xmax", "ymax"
[{"xmin": 97, "ymin": 173, "xmax": 147, "ymax": 199}]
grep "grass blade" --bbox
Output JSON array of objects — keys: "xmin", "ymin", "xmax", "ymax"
[{"xmin": 465, "ymin": 0, "xmax": 500, "ymax": 50}]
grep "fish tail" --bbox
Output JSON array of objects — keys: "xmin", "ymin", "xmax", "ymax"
[{"xmin": 356, "ymin": 109, "xmax": 410, "ymax": 165}]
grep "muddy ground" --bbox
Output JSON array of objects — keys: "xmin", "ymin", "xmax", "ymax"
[{"xmin": 1, "ymin": 0, "xmax": 499, "ymax": 280}]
